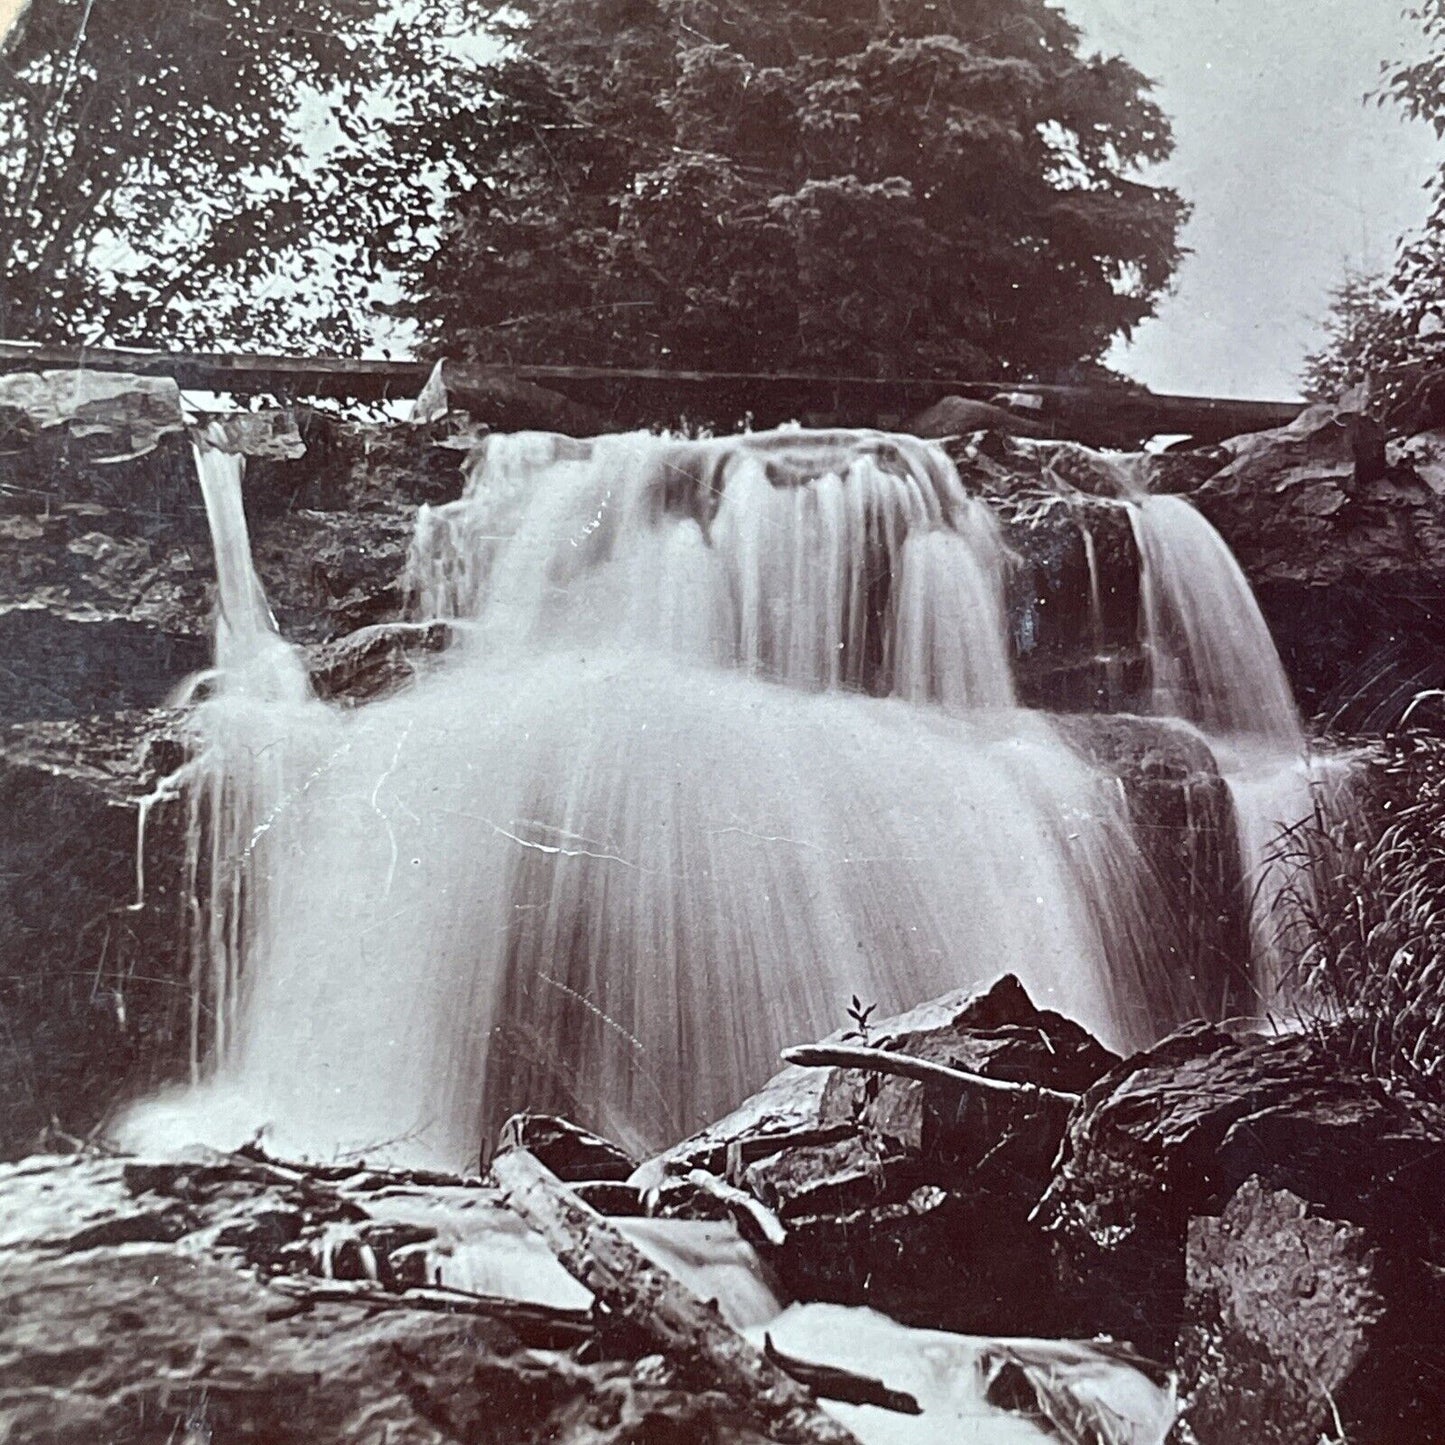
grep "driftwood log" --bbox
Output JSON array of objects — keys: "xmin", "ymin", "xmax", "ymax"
[
  {"xmin": 264, "ymin": 1275, "xmax": 595, "ymax": 1349},
  {"xmin": 491, "ymin": 1141, "xmax": 864, "ymax": 1445},
  {"xmin": 780, "ymin": 1043, "xmax": 1081, "ymax": 1105}
]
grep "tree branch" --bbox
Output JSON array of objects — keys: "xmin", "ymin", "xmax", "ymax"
[{"xmin": 780, "ymin": 1043, "xmax": 1081, "ymax": 1105}]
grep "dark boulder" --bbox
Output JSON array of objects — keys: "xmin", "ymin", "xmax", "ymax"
[
  {"xmin": 306, "ymin": 620, "xmax": 453, "ymax": 704},
  {"xmin": 643, "ymin": 976, "xmax": 1119, "ymax": 1337},
  {"xmin": 1036, "ymin": 1024, "xmax": 1445, "ymax": 1365},
  {"xmin": 1170, "ymin": 1177, "xmax": 1445, "ymax": 1445},
  {"xmin": 494, "ymin": 1113, "xmax": 638, "ymax": 1183},
  {"xmin": 0, "ymin": 377, "xmax": 464, "ymax": 723}
]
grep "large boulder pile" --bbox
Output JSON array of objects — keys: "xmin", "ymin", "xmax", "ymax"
[
  {"xmin": 634, "ymin": 979, "xmax": 1445, "ymax": 1443},
  {"xmin": 6, "ymin": 975, "xmax": 1445, "ymax": 1442},
  {"xmin": 0, "ymin": 1153, "xmax": 783, "ymax": 1445}
]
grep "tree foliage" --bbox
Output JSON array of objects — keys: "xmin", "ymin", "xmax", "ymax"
[
  {"xmin": 0, "ymin": 0, "xmax": 491, "ymax": 348},
  {"xmin": 1305, "ymin": 3, "xmax": 1445, "ymax": 404},
  {"xmin": 1301, "ymin": 270, "xmax": 1422, "ymax": 403},
  {"xmin": 409, "ymin": 0, "xmax": 1189, "ymax": 380}
]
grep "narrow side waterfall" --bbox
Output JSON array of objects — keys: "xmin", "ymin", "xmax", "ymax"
[
  {"xmin": 121, "ymin": 429, "xmax": 1323, "ymax": 1167},
  {"xmin": 1130, "ymin": 494, "xmax": 1301, "ymax": 746},
  {"xmin": 1127, "ymin": 492, "xmax": 1339, "ymax": 993}
]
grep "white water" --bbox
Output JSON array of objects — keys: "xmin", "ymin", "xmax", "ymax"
[
  {"xmin": 342, "ymin": 1184, "xmax": 1170, "ymax": 1443},
  {"xmin": 121, "ymin": 428, "xmax": 1323, "ymax": 1167},
  {"xmin": 1130, "ymin": 494, "xmax": 1301, "ymax": 747},
  {"xmin": 1124, "ymin": 492, "xmax": 1341, "ymax": 1003}
]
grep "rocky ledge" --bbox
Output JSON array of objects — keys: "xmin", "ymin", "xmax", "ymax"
[{"xmin": 7, "ymin": 976, "xmax": 1443, "ymax": 1445}]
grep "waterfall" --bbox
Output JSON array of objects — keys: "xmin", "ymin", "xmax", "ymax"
[
  {"xmin": 1130, "ymin": 494, "xmax": 1301, "ymax": 746},
  {"xmin": 1127, "ymin": 492, "xmax": 1339, "ymax": 999},
  {"xmin": 120, "ymin": 428, "xmax": 1324, "ymax": 1168}
]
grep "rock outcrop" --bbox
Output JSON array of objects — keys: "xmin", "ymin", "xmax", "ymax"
[
  {"xmin": 0, "ymin": 712, "xmax": 187, "ymax": 1157},
  {"xmin": 0, "ymin": 1153, "xmax": 781, "ymax": 1445},
  {"xmin": 1173, "ymin": 1180, "xmax": 1394, "ymax": 1445},
  {"xmin": 641, "ymin": 976, "xmax": 1120, "ymax": 1338},
  {"xmin": 1037, "ymin": 1023, "xmax": 1445, "ymax": 1438},
  {"xmin": 1164, "ymin": 401, "xmax": 1445, "ymax": 729}
]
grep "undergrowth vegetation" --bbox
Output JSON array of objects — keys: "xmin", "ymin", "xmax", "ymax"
[{"xmin": 1270, "ymin": 742, "xmax": 1445, "ymax": 1095}]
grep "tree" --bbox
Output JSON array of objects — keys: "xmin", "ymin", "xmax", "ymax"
[
  {"xmin": 0, "ymin": 0, "xmax": 493, "ymax": 349},
  {"xmin": 407, "ymin": 0, "xmax": 1189, "ymax": 380},
  {"xmin": 1301, "ymin": 269, "xmax": 1420, "ymax": 403},
  {"xmin": 1305, "ymin": 3, "xmax": 1445, "ymax": 405}
]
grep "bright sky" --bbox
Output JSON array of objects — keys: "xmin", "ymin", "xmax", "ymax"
[
  {"xmin": 1069, "ymin": 0, "xmax": 1440, "ymax": 400},
  {"xmin": 0, "ymin": 0, "xmax": 22, "ymax": 46}
]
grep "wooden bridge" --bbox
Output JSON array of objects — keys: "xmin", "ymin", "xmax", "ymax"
[{"xmin": 0, "ymin": 339, "xmax": 1305, "ymax": 447}]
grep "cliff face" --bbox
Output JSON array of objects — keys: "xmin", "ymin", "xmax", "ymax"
[
  {"xmin": 0, "ymin": 379, "xmax": 455, "ymax": 1154},
  {"xmin": 1178, "ymin": 403, "xmax": 1445, "ymax": 730},
  {"xmin": 1, "ymin": 372, "xmax": 1441, "ymax": 1154}
]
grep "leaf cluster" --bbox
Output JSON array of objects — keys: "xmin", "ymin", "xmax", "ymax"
[{"xmin": 1306, "ymin": 6, "xmax": 1445, "ymax": 406}]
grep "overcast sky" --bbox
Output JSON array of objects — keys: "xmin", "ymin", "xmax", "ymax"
[{"xmin": 1068, "ymin": 0, "xmax": 1440, "ymax": 400}]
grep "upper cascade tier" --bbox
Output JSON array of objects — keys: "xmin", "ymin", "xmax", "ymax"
[
  {"xmin": 406, "ymin": 429, "xmax": 1017, "ymax": 711},
  {"xmin": 404, "ymin": 427, "xmax": 1303, "ymax": 743}
]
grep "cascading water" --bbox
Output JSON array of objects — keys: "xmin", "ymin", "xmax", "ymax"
[
  {"xmin": 1130, "ymin": 494, "xmax": 1301, "ymax": 746},
  {"xmin": 122, "ymin": 426, "xmax": 1323, "ymax": 1168},
  {"xmin": 1127, "ymin": 492, "xmax": 1343, "ymax": 994}
]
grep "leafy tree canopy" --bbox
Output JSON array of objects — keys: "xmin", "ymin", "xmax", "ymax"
[
  {"xmin": 0, "ymin": 0, "xmax": 490, "ymax": 348},
  {"xmin": 408, "ymin": 0, "xmax": 1189, "ymax": 380}
]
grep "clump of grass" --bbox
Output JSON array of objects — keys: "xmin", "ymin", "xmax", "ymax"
[{"xmin": 1270, "ymin": 750, "xmax": 1445, "ymax": 1095}]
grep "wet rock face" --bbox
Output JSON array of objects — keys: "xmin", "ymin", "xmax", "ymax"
[
  {"xmin": 0, "ymin": 383, "xmax": 484, "ymax": 1152},
  {"xmin": 0, "ymin": 379, "xmax": 474, "ymax": 726},
  {"xmin": 0, "ymin": 1154, "xmax": 768, "ymax": 1445},
  {"xmin": 0, "ymin": 714, "xmax": 188, "ymax": 1158},
  {"xmin": 939, "ymin": 405, "xmax": 1445, "ymax": 729},
  {"xmin": 1055, "ymin": 714, "xmax": 1252, "ymax": 1034},
  {"xmin": 1037, "ymin": 1024, "xmax": 1445, "ymax": 1363},
  {"xmin": 1169, "ymin": 1178, "xmax": 1443, "ymax": 1445},
  {"xmin": 950, "ymin": 434, "xmax": 1149, "ymax": 714}
]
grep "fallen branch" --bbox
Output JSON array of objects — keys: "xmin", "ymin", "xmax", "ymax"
[
  {"xmin": 265, "ymin": 1274, "xmax": 593, "ymax": 1349},
  {"xmin": 763, "ymin": 1334, "xmax": 922, "ymax": 1416},
  {"xmin": 492, "ymin": 1140, "xmax": 861, "ymax": 1445},
  {"xmin": 235, "ymin": 1139, "xmax": 487, "ymax": 1190},
  {"xmin": 684, "ymin": 1169, "xmax": 788, "ymax": 1246},
  {"xmin": 780, "ymin": 1044, "xmax": 1080, "ymax": 1106}
]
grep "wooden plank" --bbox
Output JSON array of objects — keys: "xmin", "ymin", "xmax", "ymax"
[
  {"xmin": 0, "ymin": 338, "xmax": 1304, "ymax": 443},
  {"xmin": 491, "ymin": 1142, "xmax": 862, "ymax": 1445}
]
